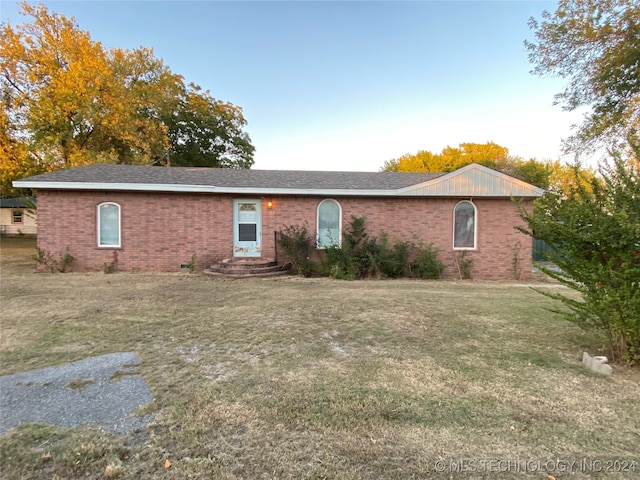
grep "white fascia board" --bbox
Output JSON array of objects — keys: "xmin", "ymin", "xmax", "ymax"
[{"xmin": 12, "ymin": 180, "xmax": 399, "ymax": 197}]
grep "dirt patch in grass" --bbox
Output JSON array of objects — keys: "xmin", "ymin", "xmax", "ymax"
[
  {"xmin": 65, "ymin": 377, "xmax": 94, "ymax": 392},
  {"xmin": 1, "ymin": 237, "xmax": 639, "ymax": 478}
]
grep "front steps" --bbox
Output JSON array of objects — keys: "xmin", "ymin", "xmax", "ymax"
[{"xmin": 204, "ymin": 257, "xmax": 290, "ymax": 278}]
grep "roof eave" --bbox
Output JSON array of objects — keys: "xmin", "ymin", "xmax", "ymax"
[
  {"xmin": 12, "ymin": 180, "xmax": 544, "ymax": 198},
  {"xmin": 12, "ymin": 180, "xmax": 402, "ymax": 197}
]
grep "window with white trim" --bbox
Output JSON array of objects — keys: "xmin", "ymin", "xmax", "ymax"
[
  {"xmin": 12, "ymin": 210, "xmax": 23, "ymax": 224},
  {"xmin": 453, "ymin": 201, "xmax": 476, "ymax": 249},
  {"xmin": 98, "ymin": 202, "xmax": 121, "ymax": 247},
  {"xmin": 317, "ymin": 199, "xmax": 341, "ymax": 248}
]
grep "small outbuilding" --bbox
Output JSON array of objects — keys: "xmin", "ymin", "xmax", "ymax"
[{"xmin": 0, "ymin": 197, "xmax": 37, "ymax": 236}]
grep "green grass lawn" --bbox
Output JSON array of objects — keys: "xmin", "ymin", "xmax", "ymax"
[{"xmin": 1, "ymin": 237, "xmax": 638, "ymax": 479}]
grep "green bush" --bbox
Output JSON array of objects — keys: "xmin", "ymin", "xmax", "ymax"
[
  {"xmin": 277, "ymin": 223, "xmax": 316, "ymax": 277},
  {"xmin": 321, "ymin": 216, "xmax": 381, "ymax": 279},
  {"xmin": 518, "ymin": 153, "xmax": 640, "ymax": 364},
  {"xmin": 280, "ymin": 217, "xmax": 445, "ymax": 281},
  {"xmin": 410, "ymin": 242, "xmax": 445, "ymax": 279},
  {"xmin": 322, "ymin": 243, "xmax": 357, "ymax": 280},
  {"xmin": 321, "ymin": 217, "xmax": 444, "ymax": 280},
  {"xmin": 377, "ymin": 234, "xmax": 410, "ymax": 278}
]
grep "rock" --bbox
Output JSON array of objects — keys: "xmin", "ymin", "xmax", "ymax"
[{"xmin": 582, "ymin": 352, "xmax": 613, "ymax": 375}]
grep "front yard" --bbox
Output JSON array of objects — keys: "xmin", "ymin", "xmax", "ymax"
[{"xmin": 1, "ymin": 237, "xmax": 638, "ymax": 478}]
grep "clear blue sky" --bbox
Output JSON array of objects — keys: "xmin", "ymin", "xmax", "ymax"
[{"xmin": 0, "ymin": 0, "xmax": 582, "ymax": 171}]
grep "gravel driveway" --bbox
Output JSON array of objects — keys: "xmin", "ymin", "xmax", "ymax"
[{"xmin": 0, "ymin": 352, "xmax": 153, "ymax": 436}]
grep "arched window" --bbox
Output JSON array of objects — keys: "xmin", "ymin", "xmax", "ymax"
[
  {"xmin": 98, "ymin": 202, "xmax": 121, "ymax": 247},
  {"xmin": 317, "ymin": 199, "xmax": 341, "ymax": 248},
  {"xmin": 453, "ymin": 201, "xmax": 476, "ymax": 249}
]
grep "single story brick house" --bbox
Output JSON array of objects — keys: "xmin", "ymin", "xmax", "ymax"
[{"xmin": 13, "ymin": 163, "xmax": 544, "ymax": 280}]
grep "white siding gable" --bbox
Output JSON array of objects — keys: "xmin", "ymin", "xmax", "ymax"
[{"xmin": 398, "ymin": 163, "xmax": 545, "ymax": 197}]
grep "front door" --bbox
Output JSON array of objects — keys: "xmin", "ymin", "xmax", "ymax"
[{"xmin": 233, "ymin": 199, "xmax": 261, "ymax": 257}]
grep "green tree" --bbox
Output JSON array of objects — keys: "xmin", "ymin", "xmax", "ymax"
[
  {"xmin": 525, "ymin": 0, "xmax": 640, "ymax": 152},
  {"xmin": 519, "ymin": 150, "xmax": 640, "ymax": 364},
  {"xmin": 164, "ymin": 83, "xmax": 254, "ymax": 168},
  {"xmin": 0, "ymin": 2, "xmax": 254, "ymax": 197},
  {"xmin": 499, "ymin": 157, "xmax": 551, "ymax": 190}
]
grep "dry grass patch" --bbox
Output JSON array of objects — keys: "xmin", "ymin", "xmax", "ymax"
[{"xmin": 1, "ymin": 237, "xmax": 639, "ymax": 478}]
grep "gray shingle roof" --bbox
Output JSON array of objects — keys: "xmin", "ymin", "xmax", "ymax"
[
  {"xmin": 14, "ymin": 163, "xmax": 545, "ymax": 198},
  {"xmin": 16, "ymin": 164, "xmax": 444, "ymax": 191},
  {"xmin": 0, "ymin": 197, "xmax": 36, "ymax": 208}
]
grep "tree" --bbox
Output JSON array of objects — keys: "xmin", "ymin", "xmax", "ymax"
[
  {"xmin": 382, "ymin": 142, "xmax": 509, "ymax": 174},
  {"xmin": 164, "ymin": 83, "xmax": 254, "ymax": 168},
  {"xmin": 0, "ymin": 108, "xmax": 41, "ymax": 197},
  {"xmin": 441, "ymin": 142, "xmax": 510, "ymax": 171},
  {"xmin": 381, "ymin": 142, "xmax": 558, "ymax": 189},
  {"xmin": 381, "ymin": 149, "xmax": 440, "ymax": 173},
  {"xmin": 500, "ymin": 158, "xmax": 551, "ymax": 190},
  {"xmin": 0, "ymin": 2, "xmax": 254, "ymax": 197},
  {"xmin": 381, "ymin": 142, "xmax": 598, "ymax": 192},
  {"xmin": 545, "ymin": 159, "xmax": 596, "ymax": 195},
  {"xmin": 525, "ymin": 0, "xmax": 640, "ymax": 153},
  {"xmin": 518, "ymin": 149, "xmax": 640, "ymax": 364}
]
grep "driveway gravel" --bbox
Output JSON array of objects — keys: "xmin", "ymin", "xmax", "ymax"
[{"xmin": 0, "ymin": 352, "xmax": 153, "ymax": 435}]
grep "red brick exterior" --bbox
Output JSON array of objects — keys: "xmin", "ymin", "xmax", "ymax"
[{"xmin": 36, "ymin": 190, "xmax": 534, "ymax": 280}]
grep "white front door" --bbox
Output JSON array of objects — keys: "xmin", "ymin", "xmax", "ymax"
[{"xmin": 233, "ymin": 199, "xmax": 261, "ymax": 257}]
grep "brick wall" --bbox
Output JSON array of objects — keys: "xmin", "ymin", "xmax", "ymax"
[{"xmin": 37, "ymin": 190, "xmax": 533, "ymax": 280}]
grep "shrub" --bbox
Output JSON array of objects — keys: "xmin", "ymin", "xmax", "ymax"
[
  {"xmin": 103, "ymin": 262, "xmax": 116, "ymax": 274},
  {"xmin": 187, "ymin": 252, "xmax": 197, "ymax": 273},
  {"xmin": 322, "ymin": 243, "xmax": 357, "ymax": 280},
  {"xmin": 519, "ymin": 154, "xmax": 640, "ymax": 364},
  {"xmin": 321, "ymin": 216, "xmax": 382, "ymax": 279},
  {"xmin": 282, "ymin": 217, "xmax": 446, "ymax": 282},
  {"xmin": 103, "ymin": 251, "xmax": 119, "ymax": 274},
  {"xmin": 453, "ymin": 251, "xmax": 473, "ymax": 279},
  {"xmin": 277, "ymin": 223, "xmax": 316, "ymax": 277},
  {"xmin": 33, "ymin": 247, "xmax": 74, "ymax": 273},
  {"xmin": 377, "ymin": 234, "xmax": 410, "ymax": 278},
  {"xmin": 321, "ymin": 217, "xmax": 445, "ymax": 280},
  {"xmin": 410, "ymin": 242, "xmax": 445, "ymax": 279}
]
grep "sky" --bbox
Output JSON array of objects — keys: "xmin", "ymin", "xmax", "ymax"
[{"xmin": 0, "ymin": 0, "xmax": 585, "ymax": 172}]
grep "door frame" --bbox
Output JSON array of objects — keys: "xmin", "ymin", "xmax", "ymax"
[{"xmin": 233, "ymin": 199, "xmax": 262, "ymax": 257}]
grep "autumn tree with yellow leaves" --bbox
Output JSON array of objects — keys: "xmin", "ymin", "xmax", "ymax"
[
  {"xmin": 380, "ymin": 142, "xmax": 593, "ymax": 193},
  {"xmin": 1, "ymin": 2, "xmax": 254, "ymax": 197},
  {"xmin": 381, "ymin": 142, "xmax": 509, "ymax": 174}
]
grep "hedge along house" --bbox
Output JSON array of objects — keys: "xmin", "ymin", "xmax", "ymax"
[{"xmin": 13, "ymin": 163, "xmax": 544, "ymax": 280}]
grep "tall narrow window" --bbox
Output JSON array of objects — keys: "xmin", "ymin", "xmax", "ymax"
[
  {"xmin": 12, "ymin": 210, "xmax": 23, "ymax": 224},
  {"xmin": 98, "ymin": 202, "xmax": 121, "ymax": 247},
  {"xmin": 453, "ymin": 201, "xmax": 476, "ymax": 249},
  {"xmin": 317, "ymin": 199, "xmax": 341, "ymax": 248}
]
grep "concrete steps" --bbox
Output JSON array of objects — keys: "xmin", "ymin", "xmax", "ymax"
[{"xmin": 203, "ymin": 257, "xmax": 290, "ymax": 278}]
